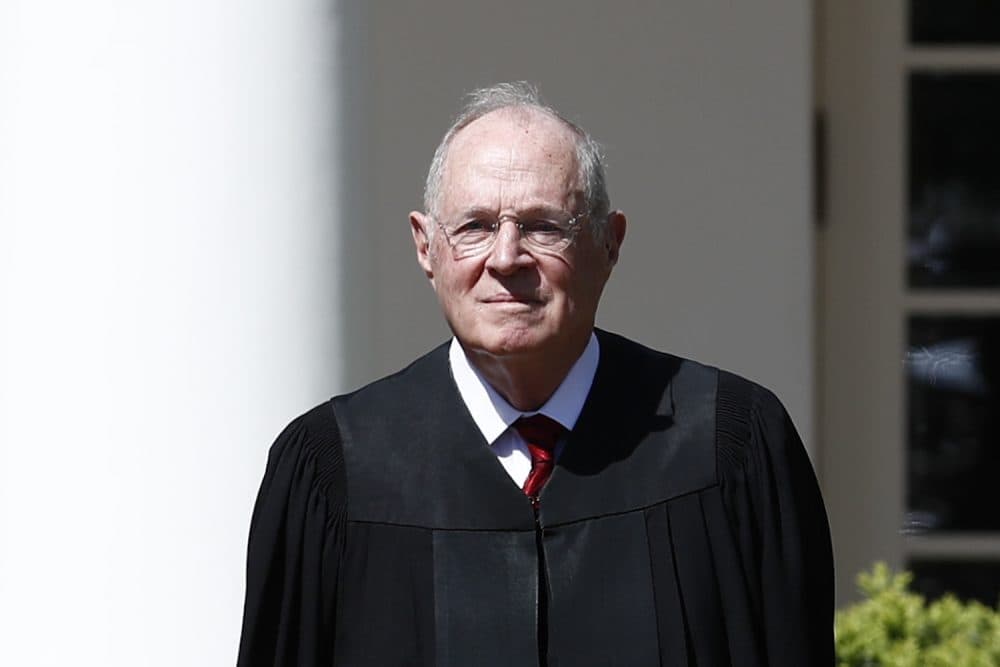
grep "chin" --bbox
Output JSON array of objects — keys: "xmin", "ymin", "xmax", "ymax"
[{"xmin": 469, "ymin": 326, "xmax": 553, "ymax": 358}]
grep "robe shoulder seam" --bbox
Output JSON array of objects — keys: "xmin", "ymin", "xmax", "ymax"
[
  {"xmin": 715, "ymin": 369, "xmax": 767, "ymax": 475},
  {"xmin": 287, "ymin": 400, "xmax": 348, "ymax": 514}
]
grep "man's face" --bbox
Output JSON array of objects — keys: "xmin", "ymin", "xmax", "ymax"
[{"xmin": 411, "ymin": 109, "xmax": 625, "ymax": 363}]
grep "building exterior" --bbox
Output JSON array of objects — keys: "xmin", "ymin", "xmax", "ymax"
[{"xmin": 2, "ymin": 1, "xmax": 997, "ymax": 664}]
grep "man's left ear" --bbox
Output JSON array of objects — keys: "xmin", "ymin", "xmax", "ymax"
[{"xmin": 605, "ymin": 210, "xmax": 627, "ymax": 265}]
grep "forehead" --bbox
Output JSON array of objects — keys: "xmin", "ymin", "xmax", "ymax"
[{"xmin": 440, "ymin": 108, "xmax": 582, "ymax": 212}]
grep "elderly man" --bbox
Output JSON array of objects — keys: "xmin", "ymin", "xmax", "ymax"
[{"xmin": 238, "ymin": 82, "xmax": 834, "ymax": 666}]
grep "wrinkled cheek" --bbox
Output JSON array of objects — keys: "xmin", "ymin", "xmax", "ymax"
[{"xmin": 436, "ymin": 289, "xmax": 479, "ymax": 331}]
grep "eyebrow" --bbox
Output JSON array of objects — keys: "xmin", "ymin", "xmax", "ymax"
[{"xmin": 455, "ymin": 205, "xmax": 567, "ymax": 220}]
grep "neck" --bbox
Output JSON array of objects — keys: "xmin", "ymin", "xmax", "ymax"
[{"xmin": 463, "ymin": 334, "xmax": 590, "ymax": 411}]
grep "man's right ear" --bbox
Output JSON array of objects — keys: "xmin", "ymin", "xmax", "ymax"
[{"xmin": 409, "ymin": 211, "xmax": 435, "ymax": 282}]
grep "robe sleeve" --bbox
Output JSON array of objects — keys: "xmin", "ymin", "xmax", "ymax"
[
  {"xmin": 237, "ymin": 402, "xmax": 347, "ymax": 667},
  {"xmin": 717, "ymin": 372, "xmax": 836, "ymax": 666}
]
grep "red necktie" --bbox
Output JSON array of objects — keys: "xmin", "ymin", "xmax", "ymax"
[{"xmin": 515, "ymin": 414, "xmax": 565, "ymax": 504}]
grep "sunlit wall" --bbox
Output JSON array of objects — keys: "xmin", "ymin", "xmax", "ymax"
[{"xmin": 362, "ymin": 1, "xmax": 815, "ymax": 446}]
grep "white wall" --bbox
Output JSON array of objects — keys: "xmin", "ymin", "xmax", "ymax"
[
  {"xmin": 0, "ymin": 2, "xmax": 359, "ymax": 664},
  {"xmin": 360, "ymin": 1, "xmax": 816, "ymax": 449}
]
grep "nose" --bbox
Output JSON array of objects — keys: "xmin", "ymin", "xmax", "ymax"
[{"xmin": 484, "ymin": 220, "xmax": 534, "ymax": 274}]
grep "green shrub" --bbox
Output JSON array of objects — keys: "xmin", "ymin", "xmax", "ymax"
[{"xmin": 835, "ymin": 562, "xmax": 1000, "ymax": 666}]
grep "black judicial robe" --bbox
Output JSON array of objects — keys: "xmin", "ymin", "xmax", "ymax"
[{"xmin": 237, "ymin": 330, "xmax": 835, "ymax": 666}]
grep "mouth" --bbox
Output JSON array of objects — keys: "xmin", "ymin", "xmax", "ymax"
[{"xmin": 482, "ymin": 294, "xmax": 543, "ymax": 305}]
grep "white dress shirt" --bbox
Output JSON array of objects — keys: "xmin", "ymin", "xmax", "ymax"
[{"xmin": 448, "ymin": 333, "xmax": 600, "ymax": 488}]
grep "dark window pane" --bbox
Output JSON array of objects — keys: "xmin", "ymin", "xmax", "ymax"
[
  {"xmin": 906, "ymin": 317, "xmax": 1000, "ymax": 531},
  {"xmin": 910, "ymin": 0, "xmax": 1000, "ymax": 45},
  {"xmin": 908, "ymin": 559, "xmax": 1000, "ymax": 606},
  {"xmin": 908, "ymin": 73, "xmax": 1000, "ymax": 287}
]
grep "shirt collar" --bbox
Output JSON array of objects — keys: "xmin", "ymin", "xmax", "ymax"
[{"xmin": 449, "ymin": 333, "xmax": 600, "ymax": 445}]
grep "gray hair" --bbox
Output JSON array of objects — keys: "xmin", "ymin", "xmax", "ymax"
[{"xmin": 423, "ymin": 81, "xmax": 611, "ymax": 240}]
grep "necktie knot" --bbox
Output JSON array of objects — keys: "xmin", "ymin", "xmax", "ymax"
[{"xmin": 514, "ymin": 414, "xmax": 565, "ymax": 502}]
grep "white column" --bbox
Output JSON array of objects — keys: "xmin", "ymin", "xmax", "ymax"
[{"xmin": 0, "ymin": 2, "xmax": 360, "ymax": 664}]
